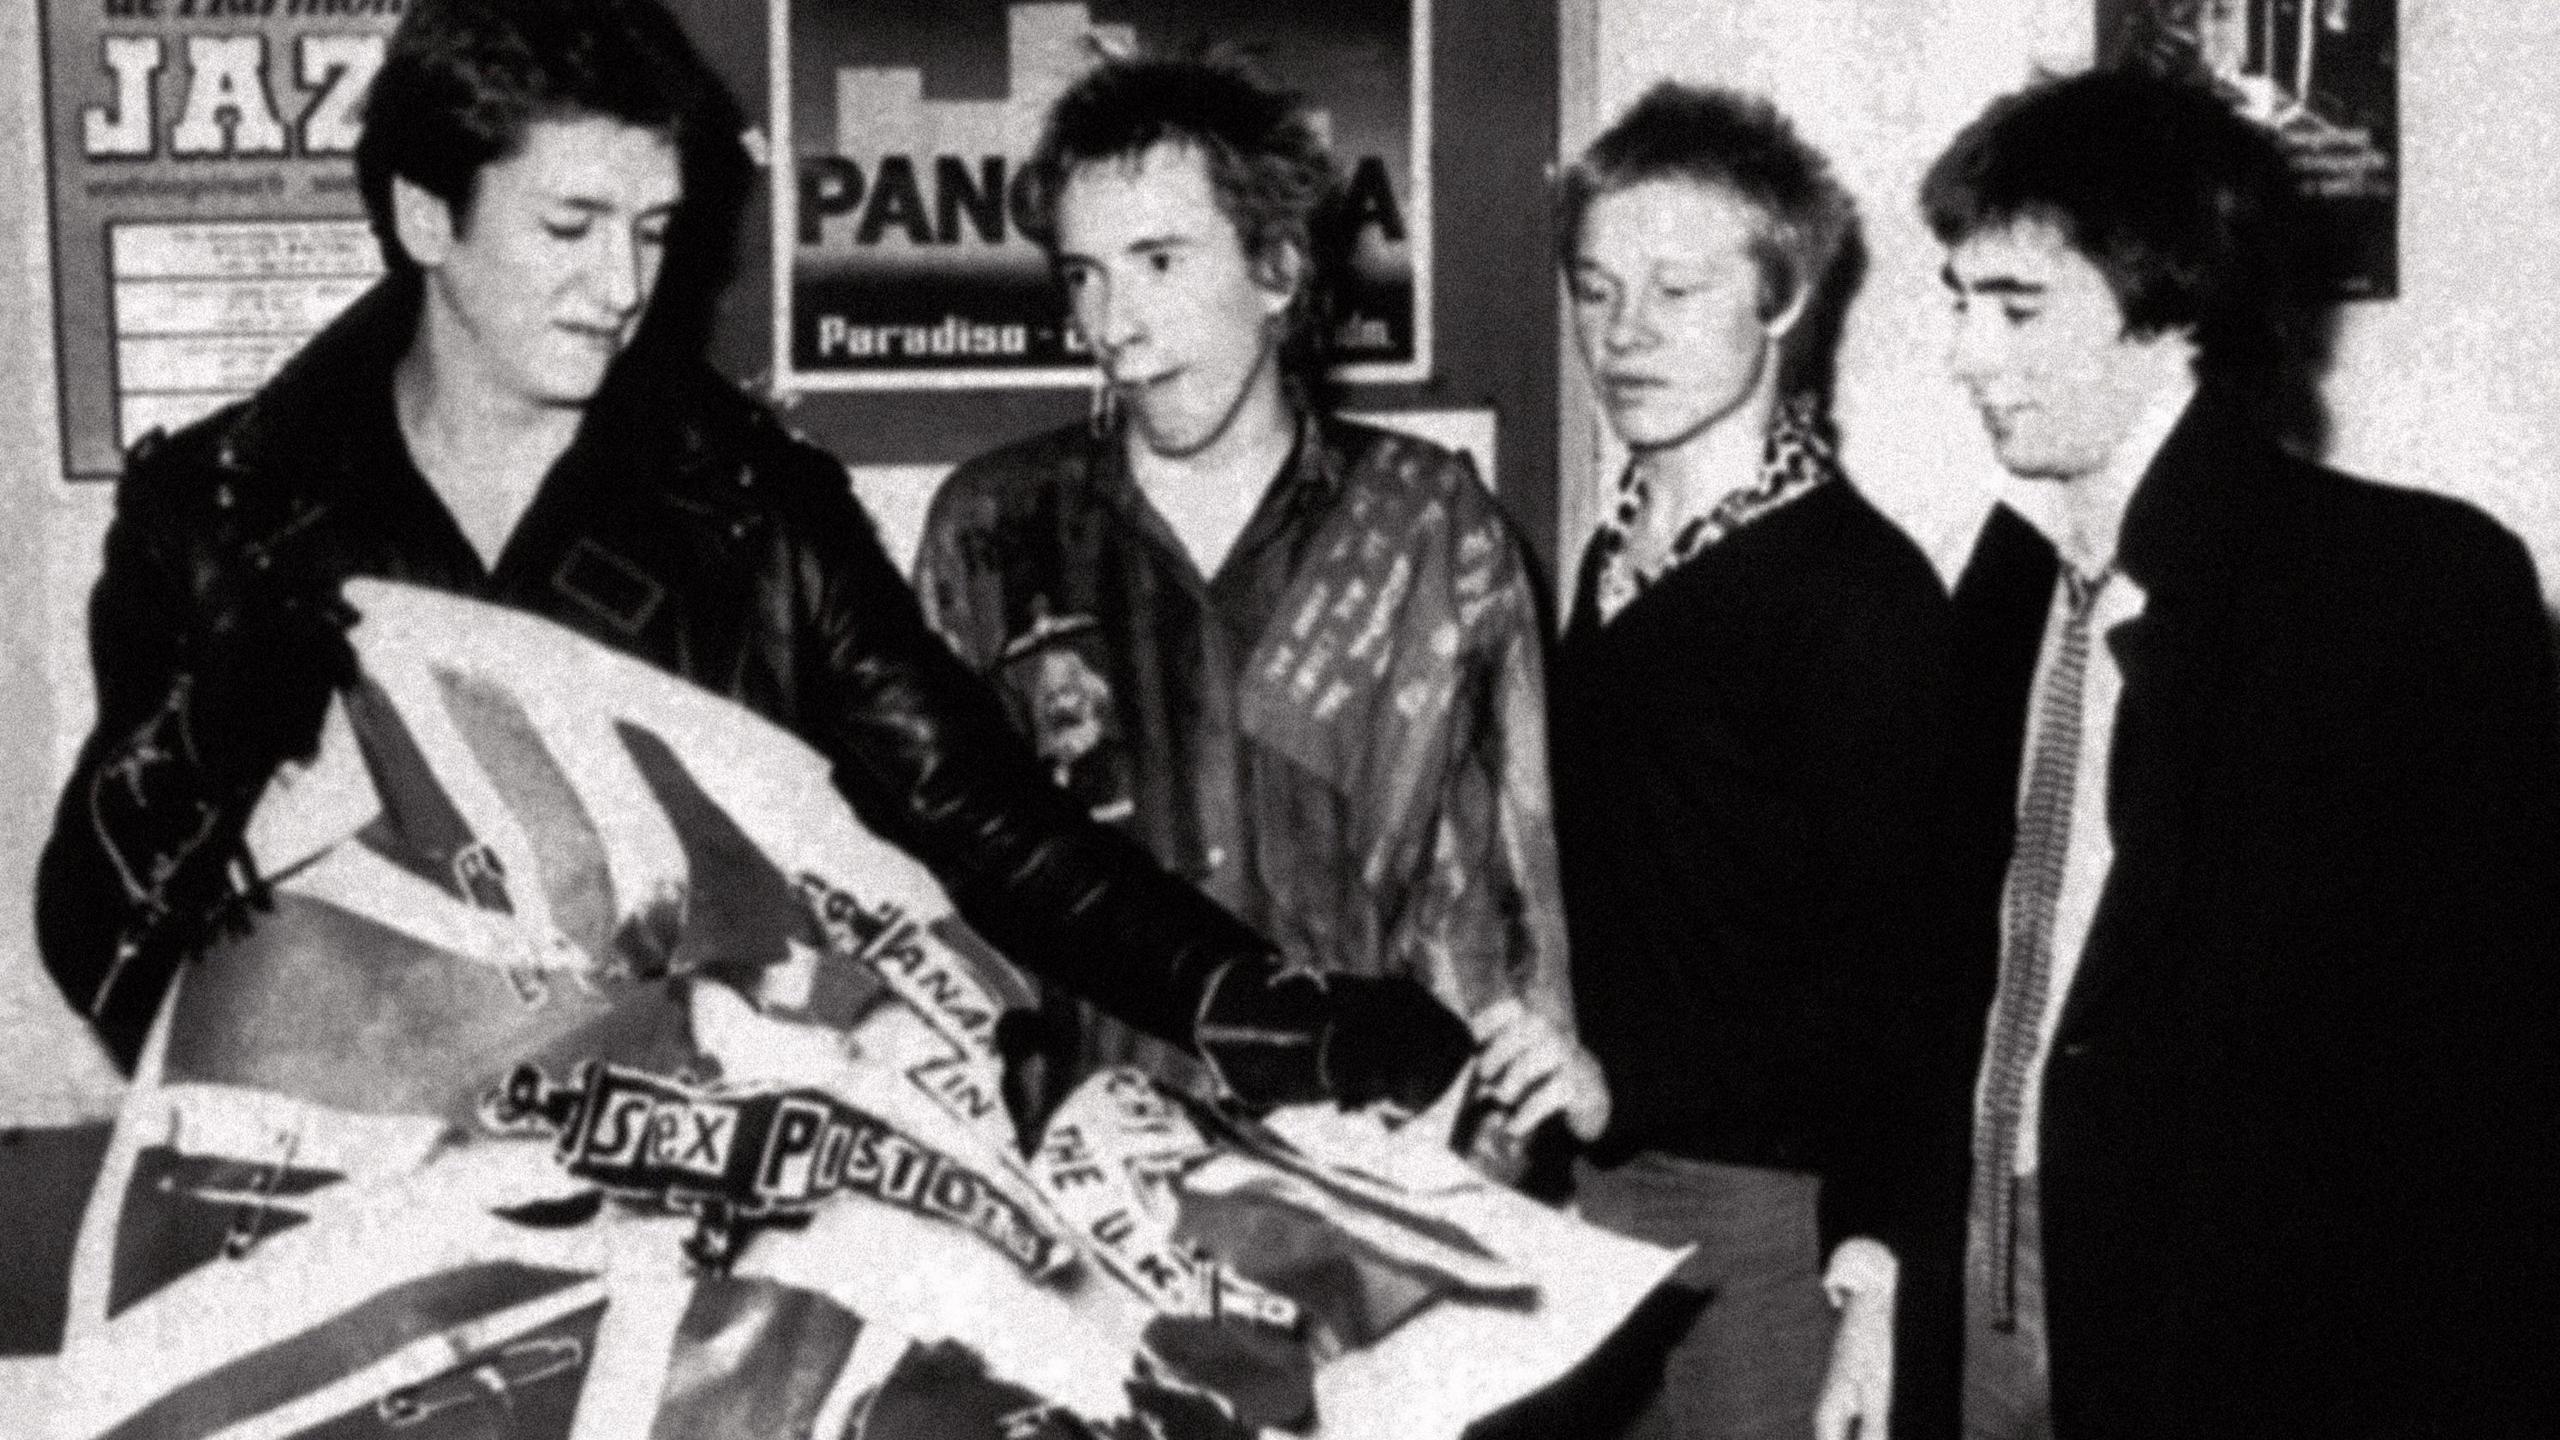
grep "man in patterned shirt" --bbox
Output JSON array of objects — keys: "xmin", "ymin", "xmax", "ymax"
[{"xmin": 917, "ymin": 54, "xmax": 1601, "ymax": 1151}]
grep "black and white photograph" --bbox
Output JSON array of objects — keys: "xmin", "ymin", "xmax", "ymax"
[{"xmin": 0, "ymin": 0, "xmax": 2551, "ymax": 1437}]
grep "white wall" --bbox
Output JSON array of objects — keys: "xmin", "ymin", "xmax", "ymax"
[
  {"xmin": 1, "ymin": 0, "xmax": 127, "ymax": 1121},
  {"xmin": 2321, "ymin": 3, "xmax": 2560, "ymax": 574},
  {"xmin": 1562, "ymin": 0, "xmax": 2560, "ymax": 607}
]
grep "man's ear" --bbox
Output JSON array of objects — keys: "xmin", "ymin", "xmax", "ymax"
[
  {"xmin": 1252, "ymin": 240, "xmax": 1305, "ymax": 320},
  {"xmin": 1763, "ymin": 282, "xmax": 1811, "ymax": 343},
  {"xmin": 390, "ymin": 174, "xmax": 458, "ymax": 269}
]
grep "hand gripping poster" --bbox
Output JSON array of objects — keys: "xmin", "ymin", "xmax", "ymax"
[
  {"xmin": 38, "ymin": 0, "xmax": 405, "ymax": 479},
  {"xmin": 2100, "ymin": 0, "xmax": 2397, "ymax": 298},
  {"xmin": 772, "ymin": 0, "xmax": 1432, "ymax": 389}
]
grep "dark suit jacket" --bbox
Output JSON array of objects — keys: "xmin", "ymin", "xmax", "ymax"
[{"xmin": 1944, "ymin": 388, "xmax": 2560, "ymax": 1439}]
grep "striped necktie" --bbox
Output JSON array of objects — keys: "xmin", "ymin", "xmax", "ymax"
[{"xmin": 1976, "ymin": 563, "xmax": 2111, "ymax": 1331}]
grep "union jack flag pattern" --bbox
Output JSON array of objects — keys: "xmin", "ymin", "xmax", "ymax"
[{"xmin": 34, "ymin": 580, "xmax": 1675, "ymax": 1440}]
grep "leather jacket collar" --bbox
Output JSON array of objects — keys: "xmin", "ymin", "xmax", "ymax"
[{"xmin": 201, "ymin": 272, "xmax": 770, "ymax": 508}]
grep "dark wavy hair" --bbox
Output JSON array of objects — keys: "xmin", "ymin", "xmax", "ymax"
[
  {"xmin": 1920, "ymin": 65, "xmax": 2310, "ymax": 397},
  {"xmin": 1014, "ymin": 53, "xmax": 1350, "ymax": 393},
  {"xmin": 354, "ymin": 0, "xmax": 744, "ymax": 278}
]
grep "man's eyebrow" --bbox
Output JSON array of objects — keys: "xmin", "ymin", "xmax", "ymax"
[
  {"xmin": 547, "ymin": 193, "xmax": 679, "ymax": 216},
  {"xmin": 1941, "ymin": 264, "xmax": 2046, "ymax": 297},
  {"xmin": 1055, "ymin": 232, "xmax": 1192, "ymax": 268}
]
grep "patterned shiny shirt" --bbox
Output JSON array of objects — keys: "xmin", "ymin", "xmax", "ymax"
[{"xmin": 917, "ymin": 413, "xmax": 1572, "ymax": 1105}]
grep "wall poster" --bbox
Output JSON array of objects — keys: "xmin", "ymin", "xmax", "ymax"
[
  {"xmin": 2100, "ymin": 0, "xmax": 2397, "ymax": 299},
  {"xmin": 40, "ymin": 0, "xmax": 404, "ymax": 480},
  {"xmin": 772, "ymin": 0, "xmax": 1432, "ymax": 390}
]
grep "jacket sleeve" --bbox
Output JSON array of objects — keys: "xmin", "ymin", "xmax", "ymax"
[
  {"xmin": 1788, "ymin": 551, "xmax": 1968, "ymax": 1263},
  {"xmin": 36, "ymin": 440, "xmax": 260, "ymax": 1070},
  {"xmin": 1390, "ymin": 494, "xmax": 1575, "ymax": 1033},
  {"xmin": 782, "ymin": 450, "xmax": 1278, "ymax": 1052},
  {"xmin": 2336, "ymin": 509, "xmax": 2560, "ymax": 1423}
]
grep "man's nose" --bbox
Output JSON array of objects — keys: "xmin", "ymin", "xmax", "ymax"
[
  {"xmin": 1604, "ymin": 291, "xmax": 1655, "ymax": 355},
  {"xmin": 592, "ymin": 227, "xmax": 647, "ymax": 318},
  {"xmin": 1947, "ymin": 305, "xmax": 1998, "ymax": 386},
  {"xmin": 1089, "ymin": 277, "xmax": 1142, "ymax": 358}
]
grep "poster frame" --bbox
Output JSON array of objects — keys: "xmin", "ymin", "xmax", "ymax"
[
  {"xmin": 2096, "ymin": 0, "xmax": 2398, "ymax": 301},
  {"xmin": 767, "ymin": 0, "xmax": 1435, "ymax": 393},
  {"xmin": 36, "ymin": 0, "xmax": 398, "ymax": 481}
]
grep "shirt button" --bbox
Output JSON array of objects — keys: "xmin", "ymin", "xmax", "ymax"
[{"xmin": 1205, "ymin": 846, "xmax": 1226, "ymax": 871}]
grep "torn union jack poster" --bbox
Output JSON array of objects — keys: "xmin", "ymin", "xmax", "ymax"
[{"xmin": 35, "ymin": 579, "xmax": 1676, "ymax": 1440}]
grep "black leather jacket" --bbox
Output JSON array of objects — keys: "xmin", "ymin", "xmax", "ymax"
[{"xmin": 38, "ymin": 277, "xmax": 1275, "ymax": 1072}]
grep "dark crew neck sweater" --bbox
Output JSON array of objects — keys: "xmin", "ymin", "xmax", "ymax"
[{"xmin": 1552, "ymin": 476, "xmax": 1969, "ymax": 1242}]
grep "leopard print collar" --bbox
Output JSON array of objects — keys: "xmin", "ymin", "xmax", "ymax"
[{"xmin": 1591, "ymin": 396, "xmax": 1840, "ymax": 624}]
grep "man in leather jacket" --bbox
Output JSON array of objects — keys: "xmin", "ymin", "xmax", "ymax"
[{"xmin": 35, "ymin": 0, "xmax": 1468, "ymax": 1119}]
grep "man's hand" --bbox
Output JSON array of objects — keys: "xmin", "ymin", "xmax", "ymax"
[
  {"xmin": 1813, "ymin": 1244, "xmax": 1897, "ymax": 1440},
  {"xmin": 1466, "ymin": 997, "xmax": 1610, "ymax": 1146}
]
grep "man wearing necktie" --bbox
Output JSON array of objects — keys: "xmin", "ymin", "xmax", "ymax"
[{"xmin": 1924, "ymin": 67, "xmax": 2559, "ymax": 1440}]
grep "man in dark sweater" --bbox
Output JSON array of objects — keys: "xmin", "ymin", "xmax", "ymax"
[{"xmin": 1547, "ymin": 84, "xmax": 1972, "ymax": 1440}]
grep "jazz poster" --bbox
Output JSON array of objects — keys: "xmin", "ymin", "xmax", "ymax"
[
  {"xmin": 771, "ymin": 0, "xmax": 1432, "ymax": 389},
  {"xmin": 39, "ymin": 0, "xmax": 404, "ymax": 479},
  {"xmin": 2100, "ymin": 0, "xmax": 2398, "ymax": 299}
]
